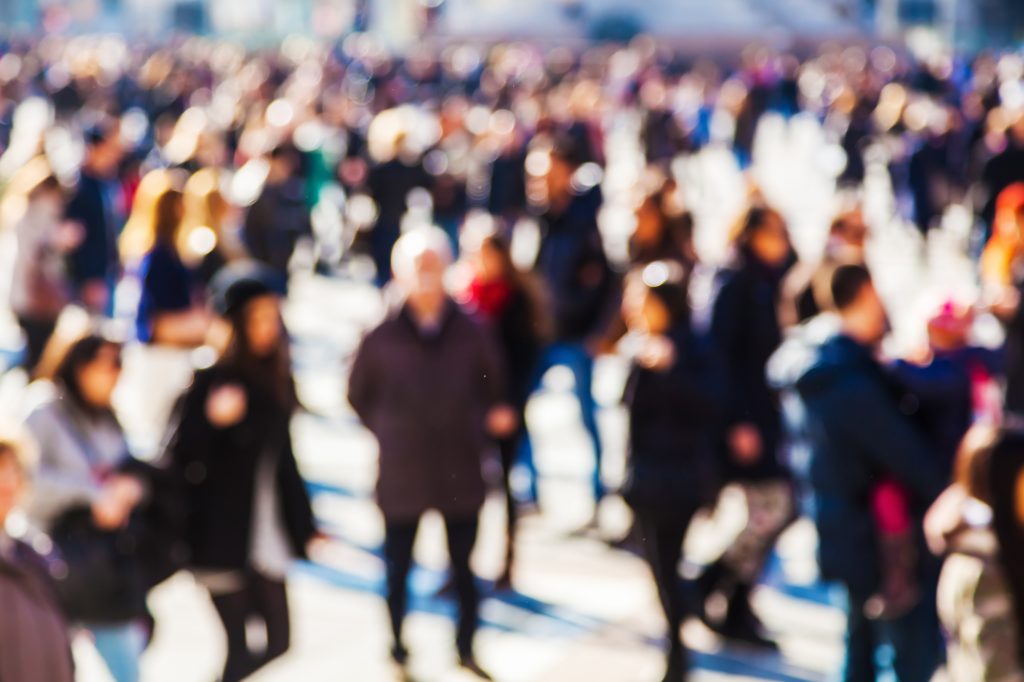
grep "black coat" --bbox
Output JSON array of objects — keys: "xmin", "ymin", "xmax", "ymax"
[
  {"xmin": 622, "ymin": 325, "xmax": 727, "ymax": 519},
  {"xmin": 65, "ymin": 172, "xmax": 119, "ymax": 287},
  {"xmin": 709, "ymin": 253, "xmax": 792, "ymax": 481},
  {"xmin": 794, "ymin": 335, "xmax": 947, "ymax": 595},
  {"xmin": 164, "ymin": 366, "xmax": 316, "ymax": 571}
]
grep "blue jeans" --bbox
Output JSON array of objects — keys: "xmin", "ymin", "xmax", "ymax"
[
  {"xmin": 840, "ymin": 586, "xmax": 941, "ymax": 682},
  {"xmin": 89, "ymin": 622, "xmax": 145, "ymax": 682},
  {"xmin": 518, "ymin": 342, "xmax": 604, "ymax": 504}
]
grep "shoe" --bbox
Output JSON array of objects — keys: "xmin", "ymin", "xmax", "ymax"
[
  {"xmin": 391, "ymin": 643, "xmax": 409, "ymax": 666},
  {"xmin": 459, "ymin": 655, "xmax": 494, "ymax": 680}
]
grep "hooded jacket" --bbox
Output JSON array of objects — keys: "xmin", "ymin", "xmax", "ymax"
[{"xmin": 782, "ymin": 333, "xmax": 947, "ymax": 594}]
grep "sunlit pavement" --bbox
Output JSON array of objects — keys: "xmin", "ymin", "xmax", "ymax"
[{"xmin": 13, "ymin": 111, "xmax": 979, "ymax": 682}]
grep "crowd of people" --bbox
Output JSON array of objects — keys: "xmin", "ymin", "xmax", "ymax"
[{"xmin": 2, "ymin": 30, "xmax": 1024, "ymax": 682}]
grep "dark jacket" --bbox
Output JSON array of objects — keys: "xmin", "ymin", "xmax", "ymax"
[
  {"xmin": 534, "ymin": 185, "xmax": 615, "ymax": 343},
  {"xmin": 65, "ymin": 171, "xmax": 119, "ymax": 287},
  {"xmin": 709, "ymin": 252, "xmax": 793, "ymax": 481},
  {"xmin": 347, "ymin": 302, "xmax": 506, "ymax": 522},
  {"xmin": 165, "ymin": 366, "xmax": 316, "ymax": 570},
  {"xmin": 793, "ymin": 334, "xmax": 947, "ymax": 595},
  {"xmin": 0, "ymin": 536, "xmax": 75, "ymax": 682},
  {"xmin": 622, "ymin": 325, "xmax": 726, "ymax": 519},
  {"xmin": 242, "ymin": 179, "xmax": 312, "ymax": 275}
]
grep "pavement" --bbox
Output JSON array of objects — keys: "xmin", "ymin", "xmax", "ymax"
[{"xmin": 3, "ymin": 109, "xmax": 980, "ymax": 682}]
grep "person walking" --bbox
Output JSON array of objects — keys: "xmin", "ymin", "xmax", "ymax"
[{"xmin": 348, "ymin": 228, "xmax": 514, "ymax": 679}]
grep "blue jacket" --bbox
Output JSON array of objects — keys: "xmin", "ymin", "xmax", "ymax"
[{"xmin": 791, "ymin": 334, "xmax": 947, "ymax": 594}]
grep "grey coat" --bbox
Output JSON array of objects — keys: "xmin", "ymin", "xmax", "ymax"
[
  {"xmin": 22, "ymin": 383, "xmax": 130, "ymax": 531},
  {"xmin": 347, "ymin": 302, "xmax": 506, "ymax": 522}
]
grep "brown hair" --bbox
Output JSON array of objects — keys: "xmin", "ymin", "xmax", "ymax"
[{"xmin": 953, "ymin": 423, "xmax": 999, "ymax": 506}]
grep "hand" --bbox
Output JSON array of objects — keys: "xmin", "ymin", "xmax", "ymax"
[
  {"xmin": 637, "ymin": 334, "xmax": 676, "ymax": 371},
  {"xmin": 80, "ymin": 280, "xmax": 109, "ymax": 313},
  {"xmin": 728, "ymin": 423, "xmax": 763, "ymax": 465},
  {"xmin": 486, "ymin": 404, "xmax": 518, "ymax": 438},
  {"xmin": 206, "ymin": 384, "xmax": 247, "ymax": 428},
  {"xmin": 306, "ymin": 532, "xmax": 331, "ymax": 561},
  {"xmin": 107, "ymin": 474, "xmax": 145, "ymax": 509},
  {"xmin": 55, "ymin": 220, "xmax": 85, "ymax": 251}
]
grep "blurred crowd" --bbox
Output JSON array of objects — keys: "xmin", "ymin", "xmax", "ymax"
[{"xmin": 3, "ymin": 30, "xmax": 1024, "ymax": 682}]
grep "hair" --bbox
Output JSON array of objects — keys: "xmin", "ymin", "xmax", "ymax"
[
  {"xmin": 218, "ymin": 295, "xmax": 297, "ymax": 413},
  {"xmin": 391, "ymin": 227, "xmax": 454, "ymax": 283},
  {"xmin": 179, "ymin": 167, "xmax": 229, "ymax": 262},
  {"xmin": 52, "ymin": 333, "xmax": 122, "ymax": 418},
  {"xmin": 954, "ymin": 423, "xmax": 999, "ymax": 506},
  {"xmin": 119, "ymin": 168, "xmax": 186, "ymax": 261},
  {"xmin": 549, "ymin": 130, "xmax": 588, "ymax": 169},
  {"xmin": 474, "ymin": 226, "xmax": 554, "ymax": 342},
  {"xmin": 0, "ymin": 156, "xmax": 60, "ymax": 231},
  {"xmin": 632, "ymin": 260, "xmax": 691, "ymax": 327},
  {"xmin": 730, "ymin": 205, "xmax": 790, "ymax": 260},
  {"xmin": 630, "ymin": 175, "xmax": 696, "ymax": 266},
  {"xmin": 981, "ymin": 428, "xmax": 1024, "ymax": 647},
  {"xmin": 830, "ymin": 263, "xmax": 873, "ymax": 312},
  {"xmin": 0, "ymin": 436, "xmax": 33, "ymax": 476}
]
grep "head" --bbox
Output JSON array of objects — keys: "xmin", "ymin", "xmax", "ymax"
[
  {"xmin": 82, "ymin": 120, "xmax": 123, "ymax": 178},
  {"xmin": 633, "ymin": 176, "xmax": 695, "ymax": 262},
  {"xmin": 462, "ymin": 218, "xmax": 515, "ymax": 284},
  {"xmin": 829, "ymin": 209, "xmax": 868, "ymax": 255},
  {"xmin": 267, "ymin": 142, "xmax": 300, "ymax": 185},
  {"xmin": 733, "ymin": 206, "xmax": 792, "ymax": 268},
  {"xmin": 954, "ymin": 423, "xmax": 998, "ymax": 506},
  {"xmin": 392, "ymin": 227, "xmax": 453, "ymax": 313},
  {"xmin": 543, "ymin": 133, "xmax": 586, "ymax": 205},
  {"xmin": 623, "ymin": 260, "xmax": 690, "ymax": 335},
  {"xmin": 180, "ymin": 168, "xmax": 229, "ymax": 261},
  {"xmin": 831, "ymin": 264, "xmax": 889, "ymax": 347},
  {"xmin": 0, "ymin": 438, "xmax": 31, "ymax": 526},
  {"xmin": 54, "ymin": 334, "xmax": 123, "ymax": 414},
  {"xmin": 120, "ymin": 169, "xmax": 186, "ymax": 260}
]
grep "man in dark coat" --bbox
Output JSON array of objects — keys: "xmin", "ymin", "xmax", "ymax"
[
  {"xmin": 65, "ymin": 120, "xmax": 124, "ymax": 314},
  {"xmin": 242, "ymin": 143, "xmax": 313, "ymax": 278},
  {"xmin": 521, "ymin": 133, "xmax": 615, "ymax": 512},
  {"xmin": 347, "ymin": 227, "xmax": 513, "ymax": 679},
  {"xmin": 793, "ymin": 265, "xmax": 947, "ymax": 682}
]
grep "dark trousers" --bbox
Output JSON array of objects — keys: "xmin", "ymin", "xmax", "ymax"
[
  {"xmin": 634, "ymin": 508, "xmax": 698, "ymax": 663},
  {"xmin": 498, "ymin": 413, "xmax": 527, "ymax": 575},
  {"xmin": 843, "ymin": 583, "xmax": 941, "ymax": 682},
  {"xmin": 210, "ymin": 573, "xmax": 290, "ymax": 682},
  {"xmin": 384, "ymin": 515, "xmax": 480, "ymax": 656},
  {"xmin": 16, "ymin": 315, "xmax": 56, "ymax": 375}
]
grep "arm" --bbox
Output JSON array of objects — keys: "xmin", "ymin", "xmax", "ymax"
[
  {"xmin": 346, "ymin": 331, "xmax": 378, "ymax": 428},
  {"xmin": 842, "ymin": 377, "xmax": 948, "ymax": 505},
  {"xmin": 25, "ymin": 409, "xmax": 103, "ymax": 524}
]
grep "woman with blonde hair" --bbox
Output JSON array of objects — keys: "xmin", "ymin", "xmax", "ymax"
[
  {"xmin": 179, "ymin": 167, "xmax": 241, "ymax": 287},
  {"xmin": 121, "ymin": 169, "xmax": 210, "ymax": 348}
]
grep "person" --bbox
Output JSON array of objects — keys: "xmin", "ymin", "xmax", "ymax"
[
  {"xmin": 242, "ymin": 143, "xmax": 312, "ymax": 278},
  {"xmin": 179, "ymin": 167, "xmax": 242, "ymax": 288},
  {"xmin": 0, "ymin": 434, "xmax": 76, "ymax": 682},
  {"xmin": 628, "ymin": 173, "xmax": 696, "ymax": 269},
  {"xmin": 522, "ymin": 132, "xmax": 615, "ymax": 514},
  {"xmin": 22, "ymin": 333, "xmax": 148, "ymax": 682},
  {"xmin": 620, "ymin": 260, "xmax": 725, "ymax": 682},
  {"xmin": 65, "ymin": 119, "xmax": 124, "ymax": 314},
  {"xmin": 779, "ymin": 208, "xmax": 868, "ymax": 328},
  {"xmin": 348, "ymin": 228, "xmax": 515, "ymax": 679},
  {"xmin": 121, "ymin": 170, "xmax": 210, "ymax": 347},
  {"xmin": 701, "ymin": 205, "xmax": 797, "ymax": 646},
  {"xmin": 793, "ymin": 264, "xmax": 947, "ymax": 682},
  {"xmin": 4, "ymin": 157, "xmax": 77, "ymax": 375},
  {"xmin": 925, "ymin": 424, "xmax": 1024, "ymax": 682},
  {"xmin": 163, "ymin": 262, "xmax": 320, "ymax": 682},
  {"xmin": 457, "ymin": 224, "xmax": 549, "ymax": 590}
]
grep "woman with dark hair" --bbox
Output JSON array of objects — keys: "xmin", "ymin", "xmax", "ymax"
[
  {"xmin": 628, "ymin": 175, "xmax": 696, "ymax": 268},
  {"xmin": 164, "ymin": 263, "xmax": 319, "ymax": 682},
  {"xmin": 702, "ymin": 205, "xmax": 797, "ymax": 647},
  {"xmin": 23, "ymin": 333, "xmax": 147, "ymax": 682},
  {"xmin": 458, "ymin": 224, "xmax": 549, "ymax": 590},
  {"xmin": 926, "ymin": 424, "xmax": 1024, "ymax": 680},
  {"xmin": 621, "ymin": 260, "xmax": 725, "ymax": 682}
]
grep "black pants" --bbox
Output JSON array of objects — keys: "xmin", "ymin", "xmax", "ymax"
[
  {"xmin": 498, "ymin": 417, "xmax": 526, "ymax": 574},
  {"xmin": 210, "ymin": 573, "xmax": 290, "ymax": 682},
  {"xmin": 16, "ymin": 315, "xmax": 55, "ymax": 375},
  {"xmin": 383, "ymin": 515, "xmax": 480, "ymax": 656},
  {"xmin": 634, "ymin": 509, "xmax": 698, "ymax": 662}
]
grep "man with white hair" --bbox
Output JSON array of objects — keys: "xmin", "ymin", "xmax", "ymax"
[{"xmin": 348, "ymin": 227, "xmax": 514, "ymax": 679}]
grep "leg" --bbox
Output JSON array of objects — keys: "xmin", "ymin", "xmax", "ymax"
[
  {"xmin": 635, "ymin": 511, "xmax": 693, "ymax": 678},
  {"xmin": 443, "ymin": 515, "xmax": 481, "ymax": 657},
  {"xmin": 211, "ymin": 586, "xmax": 258, "ymax": 682},
  {"xmin": 843, "ymin": 591, "xmax": 880, "ymax": 682},
  {"xmin": 250, "ymin": 573, "xmax": 291, "ymax": 671},
  {"xmin": 721, "ymin": 480, "xmax": 795, "ymax": 585},
  {"xmin": 517, "ymin": 348, "xmax": 557, "ymax": 506},
  {"xmin": 382, "ymin": 518, "xmax": 420, "ymax": 656},
  {"xmin": 888, "ymin": 583, "xmax": 942, "ymax": 682},
  {"xmin": 560, "ymin": 343, "xmax": 604, "ymax": 502},
  {"xmin": 89, "ymin": 622, "xmax": 145, "ymax": 682},
  {"xmin": 498, "ymin": 429, "xmax": 521, "ymax": 585}
]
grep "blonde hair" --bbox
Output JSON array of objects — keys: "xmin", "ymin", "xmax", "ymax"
[
  {"xmin": 179, "ymin": 168, "xmax": 230, "ymax": 264},
  {"xmin": 119, "ymin": 168, "xmax": 185, "ymax": 262},
  {"xmin": 0, "ymin": 156, "xmax": 59, "ymax": 231}
]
